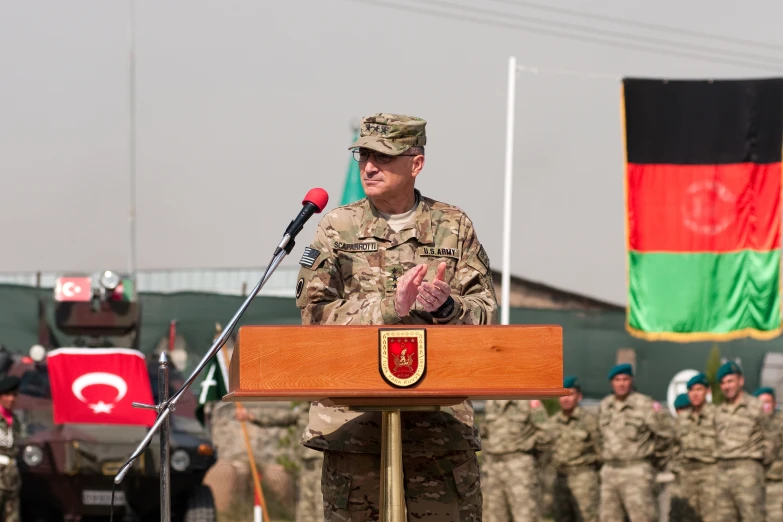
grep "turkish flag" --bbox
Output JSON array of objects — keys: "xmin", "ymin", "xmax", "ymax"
[
  {"xmin": 54, "ymin": 277, "xmax": 92, "ymax": 302},
  {"xmin": 47, "ymin": 348, "xmax": 156, "ymax": 426}
]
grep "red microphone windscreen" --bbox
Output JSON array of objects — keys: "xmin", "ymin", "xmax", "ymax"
[{"xmin": 303, "ymin": 188, "xmax": 329, "ymax": 212}]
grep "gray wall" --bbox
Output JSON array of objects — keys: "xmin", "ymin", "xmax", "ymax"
[{"xmin": 2, "ymin": 0, "xmax": 782, "ymax": 305}]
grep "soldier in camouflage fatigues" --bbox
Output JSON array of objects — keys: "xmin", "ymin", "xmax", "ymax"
[
  {"xmin": 714, "ymin": 362, "xmax": 780, "ymax": 522},
  {"xmin": 482, "ymin": 399, "xmax": 551, "ymax": 522},
  {"xmin": 0, "ymin": 376, "xmax": 21, "ymax": 522},
  {"xmin": 235, "ymin": 403, "xmax": 323, "ymax": 522},
  {"xmin": 670, "ymin": 373, "xmax": 717, "ymax": 522},
  {"xmin": 295, "ymin": 113, "xmax": 498, "ymax": 522},
  {"xmin": 754, "ymin": 387, "xmax": 783, "ymax": 522},
  {"xmin": 598, "ymin": 363, "xmax": 675, "ymax": 522},
  {"xmin": 546, "ymin": 376, "xmax": 601, "ymax": 522}
]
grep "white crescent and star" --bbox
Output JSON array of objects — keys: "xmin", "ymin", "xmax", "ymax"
[
  {"xmin": 71, "ymin": 372, "xmax": 129, "ymax": 414},
  {"xmin": 62, "ymin": 281, "xmax": 82, "ymax": 297}
]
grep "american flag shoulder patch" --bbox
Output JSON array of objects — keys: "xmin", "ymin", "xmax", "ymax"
[{"xmin": 299, "ymin": 247, "xmax": 322, "ymax": 269}]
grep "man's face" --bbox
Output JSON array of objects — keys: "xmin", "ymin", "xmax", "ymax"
[
  {"xmin": 359, "ymin": 148, "xmax": 424, "ymax": 200},
  {"xmin": 0, "ymin": 391, "xmax": 17, "ymax": 411},
  {"xmin": 611, "ymin": 374, "xmax": 633, "ymax": 398},
  {"xmin": 688, "ymin": 384, "xmax": 708, "ymax": 408},
  {"xmin": 720, "ymin": 374, "xmax": 744, "ymax": 401},
  {"xmin": 559, "ymin": 389, "xmax": 581, "ymax": 412},
  {"xmin": 758, "ymin": 393, "xmax": 776, "ymax": 415}
]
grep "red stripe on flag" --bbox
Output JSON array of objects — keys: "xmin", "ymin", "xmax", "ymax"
[{"xmin": 628, "ymin": 163, "xmax": 781, "ymax": 253}]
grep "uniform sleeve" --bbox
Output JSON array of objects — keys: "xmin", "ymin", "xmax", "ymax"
[
  {"xmin": 532, "ymin": 403, "xmax": 553, "ymax": 452},
  {"xmin": 587, "ymin": 412, "xmax": 604, "ymax": 465},
  {"xmin": 647, "ymin": 407, "xmax": 676, "ymax": 470},
  {"xmin": 761, "ymin": 412, "xmax": 782, "ymax": 467},
  {"xmin": 434, "ymin": 214, "xmax": 499, "ymax": 325},
  {"xmin": 295, "ymin": 217, "xmax": 402, "ymax": 325}
]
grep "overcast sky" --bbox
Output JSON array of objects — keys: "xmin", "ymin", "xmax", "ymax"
[{"xmin": 2, "ymin": 0, "xmax": 782, "ymax": 305}]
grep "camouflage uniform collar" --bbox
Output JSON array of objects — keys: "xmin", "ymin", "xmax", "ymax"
[
  {"xmin": 557, "ymin": 406, "xmax": 582, "ymax": 423},
  {"xmin": 610, "ymin": 392, "xmax": 638, "ymax": 410},
  {"xmin": 723, "ymin": 391, "xmax": 751, "ymax": 412},
  {"xmin": 358, "ymin": 189, "xmax": 434, "ymax": 244}
]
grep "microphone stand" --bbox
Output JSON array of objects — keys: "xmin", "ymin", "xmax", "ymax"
[{"xmin": 113, "ymin": 234, "xmax": 298, "ymax": 519}]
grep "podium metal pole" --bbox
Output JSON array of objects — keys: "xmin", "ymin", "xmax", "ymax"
[{"xmin": 380, "ymin": 410, "xmax": 404, "ymax": 522}]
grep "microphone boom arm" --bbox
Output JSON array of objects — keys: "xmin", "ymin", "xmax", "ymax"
[{"xmin": 114, "ymin": 239, "xmax": 296, "ymax": 484}]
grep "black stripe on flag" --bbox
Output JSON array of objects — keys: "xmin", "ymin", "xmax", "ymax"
[
  {"xmin": 623, "ymin": 77, "xmax": 783, "ymax": 165},
  {"xmin": 299, "ymin": 247, "xmax": 320, "ymax": 269}
]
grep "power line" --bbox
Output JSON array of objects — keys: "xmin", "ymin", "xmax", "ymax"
[
  {"xmin": 487, "ymin": 0, "xmax": 783, "ymax": 52},
  {"xmin": 420, "ymin": 0, "xmax": 783, "ymax": 68},
  {"xmin": 350, "ymin": 0, "xmax": 782, "ymax": 73}
]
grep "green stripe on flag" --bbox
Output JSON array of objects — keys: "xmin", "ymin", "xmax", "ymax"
[{"xmin": 628, "ymin": 250, "xmax": 781, "ymax": 337}]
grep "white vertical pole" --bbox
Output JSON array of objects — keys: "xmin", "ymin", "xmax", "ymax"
[
  {"xmin": 128, "ymin": 0, "xmax": 137, "ymax": 279},
  {"xmin": 500, "ymin": 56, "xmax": 517, "ymax": 326}
]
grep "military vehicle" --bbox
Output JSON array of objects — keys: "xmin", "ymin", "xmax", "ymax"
[{"xmin": 4, "ymin": 270, "xmax": 218, "ymax": 522}]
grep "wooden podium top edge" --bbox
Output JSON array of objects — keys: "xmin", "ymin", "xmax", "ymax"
[
  {"xmin": 223, "ymin": 388, "xmax": 570, "ymax": 403},
  {"xmin": 236, "ymin": 324, "xmax": 563, "ymax": 330}
]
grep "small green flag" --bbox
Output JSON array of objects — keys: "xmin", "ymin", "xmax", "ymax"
[
  {"xmin": 342, "ymin": 128, "xmax": 365, "ymax": 205},
  {"xmin": 195, "ymin": 349, "xmax": 229, "ymax": 425}
]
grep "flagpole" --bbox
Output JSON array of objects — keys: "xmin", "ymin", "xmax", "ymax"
[
  {"xmin": 128, "ymin": 0, "xmax": 137, "ymax": 280},
  {"xmin": 501, "ymin": 56, "xmax": 517, "ymax": 326}
]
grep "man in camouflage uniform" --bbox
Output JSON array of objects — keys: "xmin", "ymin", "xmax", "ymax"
[
  {"xmin": 235, "ymin": 403, "xmax": 323, "ymax": 522},
  {"xmin": 0, "ymin": 376, "xmax": 21, "ymax": 522},
  {"xmin": 295, "ymin": 113, "xmax": 498, "ymax": 521},
  {"xmin": 482, "ymin": 398, "xmax": 550, "ymax": 522},
  {"xmin": 714, "ymin": 362, "xmax": 779, "ymax": 521},
  {"xmin": 669, "ymin": 373, "xmax": 717, "ymax": 522},
  {"xmin": 754, "ymin": 387, "xmax": 783, "ymax": 522},
  {"xmin": 597, "ymin": 363, "xmax": 675, "ymax": 522},
  {"xmin": 546, "ymin": 375, "xmax": 601, "ymax": 522}
]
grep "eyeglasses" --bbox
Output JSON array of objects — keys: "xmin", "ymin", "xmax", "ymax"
[{"xmin": 352, "ymin": 149, "xmax": 419, "ymax": 164}]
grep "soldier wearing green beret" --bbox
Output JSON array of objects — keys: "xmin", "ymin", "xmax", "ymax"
[
  {"xmin": 295, "ymin": 113, "xmax": 498, "ymax": 521},
  {"xmin": 754, "ymin": 386, "xmax": 783, "ymax": 522},
  {"xmin": 482, "ymin": 398, "xmax": 551, "ymax": 522},
  {"xmin": 545, "ymin": 376, "xmax": 601, "ymax": 522},
  {"xmin": 714, "ymin": 362, "xmax": 780, "ymax": 521},
  {"xmin": 0, "ymin": 376, "xmax": 21, "ymax": 522},
  {"xmin": 669, "ymin": 372, "xmax": 717, "ymax": 522},
  {"xmin": 597, "ymin": 363, "xmax": 675, "ymax": 522}
]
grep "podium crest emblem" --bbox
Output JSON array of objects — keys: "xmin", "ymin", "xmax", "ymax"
[{"xmin": 379, "ymin": 329, "xmax": 426, "ymax": 387}]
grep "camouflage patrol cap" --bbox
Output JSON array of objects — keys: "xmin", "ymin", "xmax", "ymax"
[{"xmin": 349, "ymin": 113, "xmax": 427, "ymax": 156}]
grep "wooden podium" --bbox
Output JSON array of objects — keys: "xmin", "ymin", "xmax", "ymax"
[{"xmin": 225, "ymin": 324, "xmax": 565, "ymax": 522}]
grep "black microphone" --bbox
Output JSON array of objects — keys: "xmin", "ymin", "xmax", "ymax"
[{"xmin": 274, "ymin": 188, "xmax": 329, "ymax": 255}]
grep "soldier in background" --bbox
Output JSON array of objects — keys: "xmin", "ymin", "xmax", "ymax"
[
  {"xmin": 483, "ymin": 399, "xmax": 551, "ymax": 521},
  {"xmin": 235, "ymin": 403, "xmax": 323, "ymax": 522},
  {"xmin": 754, "ymin": 387, "xmax": 783, "ymax": 522},
  {"xmin": 547, "ymin": 375, "xmax": 601, "ymax": 522},
  {"xmin": 714, "ymin": 362, "xmax": 778, "ymax": 521},
  {"xmin": 670, "ymin": 373, "xmax": 717, "ymax": 522},
  {"xmin": 673, "ymin": 393, "xmax": 691, "ymax": 415},
  {"xmin": 597, "ymin": 363, "xmax": 675, "ymax": 522},
  {"xmin": 0, "ymin": 376, "xmax": 21, "ymax": 522}
]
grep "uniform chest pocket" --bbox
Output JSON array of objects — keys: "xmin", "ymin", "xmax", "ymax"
[
  {"xmin": 623, "ymin": 417, "xmax": 645, "ymax": 440},
  {"xmin": 336, "ymin": 250, "xmax": 383, "ymax": 295},
  {"xmin": 568, "ymin": 429, "xmax": 590, "ymax": 442},
  {"xmin": 723, "ymin": 415, "xmax": 755, "ymax": 440}
]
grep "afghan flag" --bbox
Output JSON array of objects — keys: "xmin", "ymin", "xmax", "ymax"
[{"xmin": 623, "ymin": 78, "xmax": 783, "ymax": 342}]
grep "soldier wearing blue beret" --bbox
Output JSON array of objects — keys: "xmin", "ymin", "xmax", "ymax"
[
  {"xmin": 714, "ymin": 362, "xmax": 780, "ymax": 521},
  {"xmin": 674, "ymin": 393, "xmax": 691, "ymax": 413},
  {"xmin": 546, "ymin": 376, "xmax": 601, "ymax": 522},
  {"xmin": 597, "ymin": 363, "xmax": 674, "ymax": 522},
  {"xmin": 670, "ymin": 371, "xmax": 717, "ymax": 522},
  {"xmin": 753, "ymin": 386, "xmax": 783, "ymax": 521}
]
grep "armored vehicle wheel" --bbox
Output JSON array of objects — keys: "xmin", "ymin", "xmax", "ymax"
[{"xmin": 183, "ymin": 484, "xmax": 217, "ymax": 522}]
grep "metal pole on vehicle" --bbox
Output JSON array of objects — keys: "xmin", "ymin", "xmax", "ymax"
[{"xmin": 159, "ymin": 352, "xmax": 171, "ymax": 522}]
